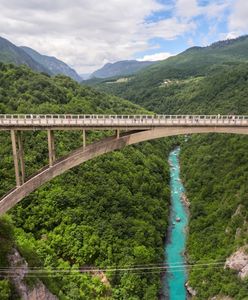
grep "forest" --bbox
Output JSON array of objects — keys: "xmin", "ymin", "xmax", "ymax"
[
  {"xmin": 0, "ymin": 63, "xmax": 177, "ymax": 299},
  {"xmin": 87, "ymin": 36, "xmax": 248, "ymax": 116},
  {"xmin": 180, "ymin": 134, "xmax": 248, "ymax": 299},
  {"xmin": 90, "ymin": 51, "xmax": 248, "ymax": 299}
]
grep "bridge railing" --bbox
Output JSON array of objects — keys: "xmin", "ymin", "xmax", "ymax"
[{"xmin": 0, "ymin": 114, "xmax": 248, "ymax": 127}]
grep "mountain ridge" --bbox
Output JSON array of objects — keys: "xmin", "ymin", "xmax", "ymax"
[
  {"xmin": 20, "ymin": 46, "xmax": 82, "ymax": 82},
  {"xmin": 0, "ymin": 36, "xmax": 81, "ymax": 81},
  {"xmin": 0, "ymin": 36, "xmax": 51, "ymax": 74},
  {"xmin": 88, "ymin": 35, "xmax": 248, "ymax": 107},
  {"xmin": 90, "ymin": 59, "xmax": 157, "ymax": 79}
]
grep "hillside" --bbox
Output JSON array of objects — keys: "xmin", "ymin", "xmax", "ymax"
[
  {"xmin": 0, "ymin": 36, "xmax": 81, "ymax": 81},
  {"xmin": 89, "ymin": 35, "xmax": 248, "ymax": 109},
  {"xmin": 21, "ymin": 46, "xmax": 82, "ymax": 82},
  {"xmin": 0, "ymin": 63, "xmax": 176, "ymax": 299},
  {"xmin": 0, "ymin": 37, "xmax": 50, "ymax": 74},
  {"xmin": 180, "ymin": 134, "xmax": 248, "ymax": 299},
  {"xmin": 86, "ymin": 35, "xmax": 248, "ymax": 299},
  {"xmin": 90, "ymin": 60, "xmax": 156, "ymax": 79}
]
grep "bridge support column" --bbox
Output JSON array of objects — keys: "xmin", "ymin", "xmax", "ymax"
[
  {"xmin": 11, "ymin": 130, "xmax": 22, "ymax": 187},
  {"xmin": 82, "ymin": 129, "xmax": 86, "ymax": 148},
  {"xmin": 17, "ymin": 131, "xmax": 25, "ymax": 184},
  {"xmin": 116, "ymin": 129, "xmax": 120, "ymax": 139},
  {"xmin": 47, "ymin": 130, "xmax": 55, "ymax": 167}
]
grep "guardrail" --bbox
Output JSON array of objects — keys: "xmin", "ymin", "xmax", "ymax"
[{"xmin": 0, "ymin": 114, "xmax": 247, "ymax": 127}]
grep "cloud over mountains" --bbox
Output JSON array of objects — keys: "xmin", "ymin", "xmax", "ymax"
[{"xmin": 0, "ymin": 0, "xmax": 245, "ymax": 73}]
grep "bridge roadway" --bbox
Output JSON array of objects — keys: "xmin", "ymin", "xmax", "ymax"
[
  {"xmin": 0, "ymin": 114, "xmax": 248, "ymax": 130},
  {"xmin": 1, "ymin": 114, "xmax": 248, "ymax": 215}
]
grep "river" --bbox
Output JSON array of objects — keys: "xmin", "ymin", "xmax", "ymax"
[{"xmin": 162, "ymin": 147, "xmax": 189, "ymax": 299}]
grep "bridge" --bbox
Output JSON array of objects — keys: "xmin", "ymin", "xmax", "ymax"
[{"xmin": 1, "ymin": 114, "xmax": 248, "ymax": 215}]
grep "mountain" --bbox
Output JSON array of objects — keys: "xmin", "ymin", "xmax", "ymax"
[
  {"xmin": 88, "ymin": 35, "xmax": 248, "ymax": 108},
  {"xmin": 90, "ymin": 60, "xmax": 156, "ymax": 79},
  {"xmin": 0, "ymin": 36, "xmax": 50, "ymax": 74},
  {"xmin": 0, "ymin": 36, "xmax": 81, "ymax": 82},
  {"xmin": 21, "ymin": 46, "xmax": 82, "ymax": 82}
]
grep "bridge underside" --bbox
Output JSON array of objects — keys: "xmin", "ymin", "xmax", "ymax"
[{"xmin": 1, "ymin": 126, "xmax": 248, "ymax": 215}]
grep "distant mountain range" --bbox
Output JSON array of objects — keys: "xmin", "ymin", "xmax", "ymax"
[
  {"xmin": 88, "ymin": 35, "xmax": 248, "ymax": 111},
  {"xmin": 0, "ymin": 37, "xmax": 49, "ymax": 74},
  {"xmin": 20, "ymin": 46, "xmax": 81, "ymax": 82},
  {"xmin": 90, "ymin": 60, "xmax": 157, "ymax": 79},
  {"xmin": 0, "ymin": 36, "xmax": 81, "ymax": 82}
]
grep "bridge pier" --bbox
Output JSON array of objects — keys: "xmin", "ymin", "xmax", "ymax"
[
  {"xmin": 82, "ymin": 129, "xmax": 86, "ymax": 148},
  {"xmin": 47, "ymin": 130, "xmax": 56, "ymax": 167},
  {"xmin": 116, "ymin": 129, "xmax": 120, "ymax": 139},
  {"xmin": 17, "ymin": 131, "xmax": 25, "ymax": 185},
  {"xmin": 11, "ymin": 130, "xmax": 25, "ymax": 187}
]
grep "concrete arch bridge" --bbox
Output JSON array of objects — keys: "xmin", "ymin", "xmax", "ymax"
[{"xmin": 1, "ymin": 114, "xmax": 248, "ymax": 215}]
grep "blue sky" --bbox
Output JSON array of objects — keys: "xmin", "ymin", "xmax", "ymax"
[
  {"xmin": 0, "ymin": 0, "xmax": 247, "ymax": 73},
  {"xmin": 136, "ymin": 0, "xmax": 238, "ymax": 61}
]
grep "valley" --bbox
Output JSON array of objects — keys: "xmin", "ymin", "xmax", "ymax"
[{"xmin": 1, "ymin": 34, "xmax": 248, "ymax": 300}]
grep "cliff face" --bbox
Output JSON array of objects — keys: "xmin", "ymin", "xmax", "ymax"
[
  {"xmin": 23, "ymin": 282, "xmax": 58, "ymax": 300},
  {"xmin": 8, "ymin": 249, "xmax": 58, "ymax": 300},
  {"xmin": 225, "ymin": 246, "xmax": 248, "ymax": 279}
]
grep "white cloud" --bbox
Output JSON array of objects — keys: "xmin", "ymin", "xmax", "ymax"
[
  {"xmin": 175, "ymin": 0, "xmax": 200, "ymax": 19},
  {"xmin": 0, "ymin": 0, "xmax": 195, "ymax": 73},
  {"xmin": 174, "ymin": 0, "xmax": 231, "ymax": 46},
  {"xmin": 137, "ymin": 52, "xmax": 174, "ymax": 61},
  {"xmin": 228, "ymin": 0, "xmax": 248, "ymax": 36},
  {"xmin": 175, "ymin": 0, "xmax": 230, "ymax": 20},
  {"xmin": 0, "ymin": 0, "xmax": 233, "ymax": 73}
]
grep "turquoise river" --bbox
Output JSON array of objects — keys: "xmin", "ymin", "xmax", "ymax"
[{"xmin": 162, "ymin": 147, "xmax": 189, "ymax": 299}]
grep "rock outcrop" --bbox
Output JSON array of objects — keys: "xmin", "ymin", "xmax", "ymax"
[
  {"xmin": 8, "ymin": 248, "xmax": 58, "ymax": 300},
  {"xmin": 181, "ymin": 192, "xmax": 190, "ymax": 208},
  {"xmin": 185, "ymin": 281, "xmax": 197, "ymax": 297},
  {"xmin": 225, "ymin": 246, "xmax": 248, "ymax": 279}
]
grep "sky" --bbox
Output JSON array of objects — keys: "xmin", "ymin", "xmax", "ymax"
[{"xmin": 0, "ymin": 0, "xmax": 247, "ymax": 74}]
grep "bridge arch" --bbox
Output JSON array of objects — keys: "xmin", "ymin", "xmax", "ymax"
[{"xmin": 1, "ymin": 125, "xmax": 248, "ymax": 215}]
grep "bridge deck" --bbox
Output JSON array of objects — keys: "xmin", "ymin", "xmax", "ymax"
[
  {"xmin": 1, "ymin": 114, "xmax": 248, "ymax": 215},
  {"xmin": 0, "ymin": 114, "xmax": 248, "ymax": 130}
]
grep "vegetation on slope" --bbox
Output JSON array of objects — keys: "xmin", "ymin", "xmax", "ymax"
[
  {"xmin": 0, "ymin": 37, "xmax": 49, "ymax": 74},
  {"xmin": 88, "ymin": 39, "xmax": 248, "ymax": 298},
  {"xmin": 79, "ymin": 60, "xmax": 248, "ymax": 299},
  {"xmin": 180, "ymin": 134, "xmax": 248, "ymax": 299},
  {"xmin": 90, "ymin": 60, "xmax": 156, "ymax": 79},
  {"xmin": 88, "ymin": 36, "xmax": 248, "ymax": 113},
  {"xmin": 0, "ymin": 63, "xmax": 176, "ymax": 299}
]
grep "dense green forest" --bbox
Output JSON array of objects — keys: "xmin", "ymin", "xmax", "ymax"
[
  {"xmin": 87, "ymin": 36, "xmax": 248, "ymax": 115},
  {"xmin": 86, "ymin": 37, "xmax": 248, "ymax": 299},
  {"xmin": 89, "ymin": 63, "xmax": 248, "ymax": 115},
  {"xmin": 180, "ymin": 134, "xmax": 248, "ymax": 299},
  {"xmin": 0, "ymin": 63, "xmax": 177, "ymax": 299}
]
